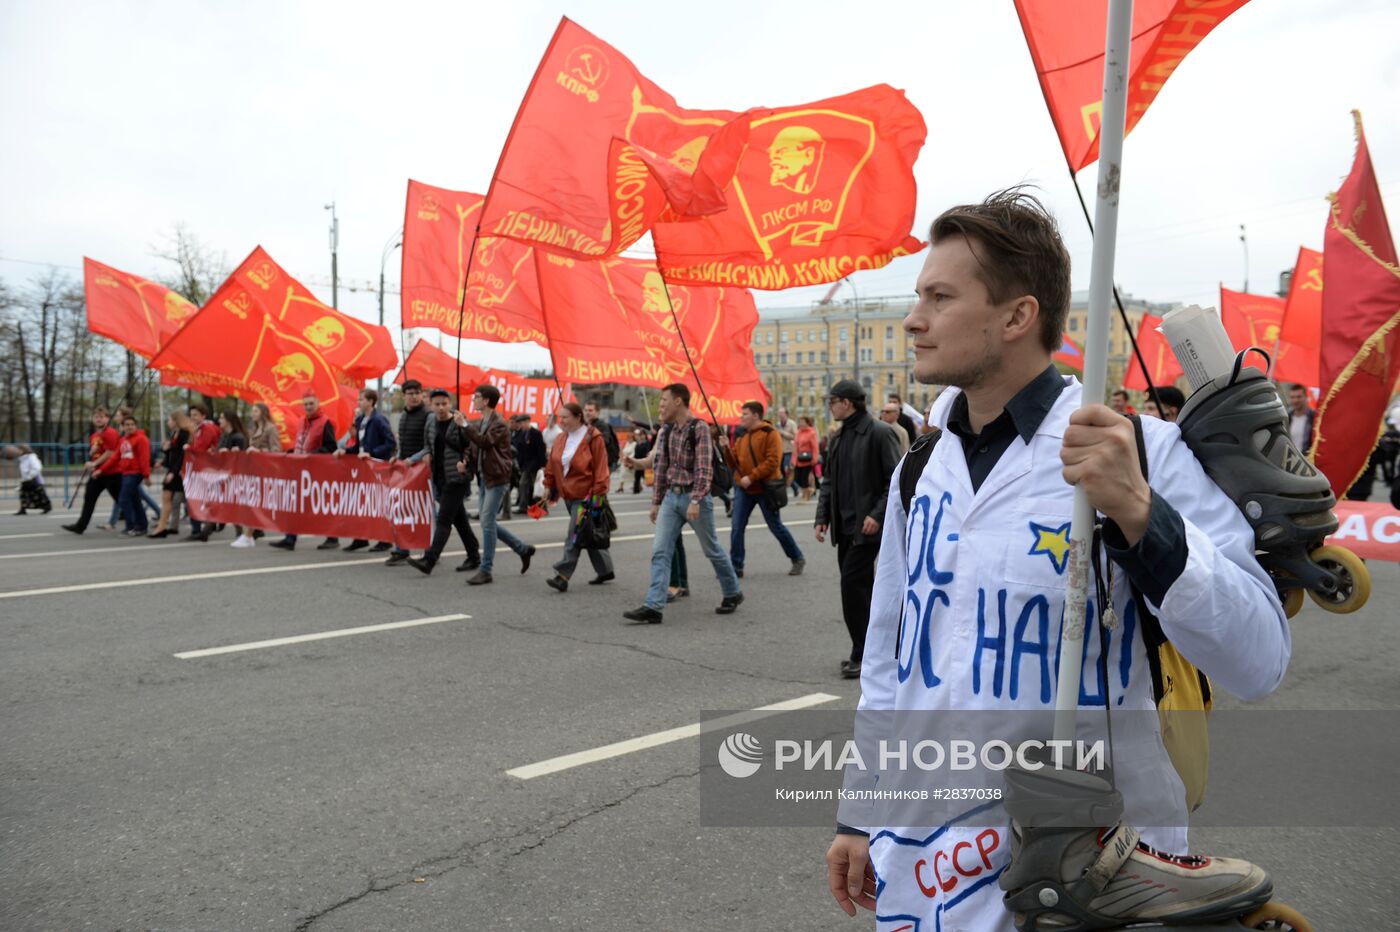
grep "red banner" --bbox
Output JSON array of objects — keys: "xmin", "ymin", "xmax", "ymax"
[
  {"xmin": 1123, "ymin": 313, "xmax": 1184, "ymax": 391},
  {"xmin": 401, "ymin": 180, "xmax": 548, "ymax": 344},
  {"xmin": 393, "ymin": 340, "xmax": 570, "ymax": 422},
  {"xmin": 534, "ymin": 254, "xmax": 767, "ymax": 423},
  {"xmin": 652, "ymin": 84, "xmax": 927, "ymax": 290},
  {"xmin": 83, "ymin": 258, "xmax": 199, "ymax": 360},
  {"xmin": 1326, "ymin": 501, "xmax": 1400, "ymax": 563},
  {"xmin": 1219, "ymin": 286, "xmax": 1317, "ymax": 387},
  {"xmin": 182, "ymin": 450, "xmax": 433, "ymax": 550},
  {"xmin": 1015, "ymin": 0, "xmax": 1251, "ymax": 172},
  {"xmin": 1313, "ymin": 111, "xmax": 1400, "ymax": 495}
]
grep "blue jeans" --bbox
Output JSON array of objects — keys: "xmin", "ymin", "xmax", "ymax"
[
  {"xmin": 119, "ymin": 475, "xmax": 149, "ymax": 534},
  {"xmin": 478, "ymin": 483, "xmax": 527, "ymax": 573},
  {"xmin": 645, "ymin": 490, "xmax": 739, "ymax": 611},
  {"xmin": 729, "ymin": 489, "xmax": 804, "ymax": 572},
  {"xmin": 109, "ymin": 484, "xmax": 158, "ymax": 525}
]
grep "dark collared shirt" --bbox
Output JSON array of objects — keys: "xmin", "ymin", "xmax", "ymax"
[{"xmin": 945, "ymin": 364, "xmax": 1186, "ymax": 605}]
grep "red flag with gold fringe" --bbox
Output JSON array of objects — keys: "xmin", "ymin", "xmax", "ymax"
[{"xmin": 1312, "ymin": 112, "xmax": 1400, "ymax": 496}]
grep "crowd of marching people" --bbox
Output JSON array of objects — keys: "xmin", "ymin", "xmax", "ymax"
[{"xmin": 14, "ymin": 366, "xmax": 1400, "ymax": 679}]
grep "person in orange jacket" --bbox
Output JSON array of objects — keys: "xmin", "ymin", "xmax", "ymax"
[{"xmin": 718, "ymin": 401, "xmax": 805, "ymax": 578}]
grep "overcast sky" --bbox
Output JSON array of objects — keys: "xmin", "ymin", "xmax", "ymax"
[{"xmin": 2, "ymin": 0, "xmax": 1397, "ymax": 373}]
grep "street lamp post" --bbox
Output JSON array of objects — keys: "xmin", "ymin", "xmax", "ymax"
[
  {"xmin": 378, "ymin": 229, "xmax": 403, "ymax": 398},
  {"xmin": 324, "ymin": 202, "xmax": 339, "ymax": 309}
]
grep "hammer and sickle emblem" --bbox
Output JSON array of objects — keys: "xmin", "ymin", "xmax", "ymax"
[{"xmin": 224, "ymin": 292, "xmax": 252, "ymax": 320}]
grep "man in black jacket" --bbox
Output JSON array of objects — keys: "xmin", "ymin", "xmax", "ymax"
[
  {"xmin": 814, "ymin": 380, "xmax": 903, "ymax": 678},
  {"xmin": 407, "ymin": 389, "xmax": 481, "ymax": 574},
  {"xmin": 511, "ymin": 415, "xmax": 548, "ymax": 513},
  {"xmin": 386, "ymin": 380, "xmax": 431, "ymax": 566}
]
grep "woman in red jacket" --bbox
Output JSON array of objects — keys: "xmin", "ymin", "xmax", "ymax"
[
  {"xmin": 542, "ymin": 403, "xmax": 614, "ymax": 592},
  {"xmin": 793, "ymin": 415, "xmax": 820, "ymax": 502}
]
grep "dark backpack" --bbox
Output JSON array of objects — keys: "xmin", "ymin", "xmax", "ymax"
[
  {"xmin": 681, "ymin": 418, "xmax": 732, "ymax": 496},
  {"xmin": 599, "ymin": 421, "xmax": 620, "ymax": 471}
]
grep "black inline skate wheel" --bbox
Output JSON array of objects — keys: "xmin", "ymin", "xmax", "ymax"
[
  {"xmin": 1241, "ymin": 900, "xmax": 1313, "ymax": 930},
  {"xmin": 1306, "ymin": 544, "xmax": 1371, "ymax": 614}
]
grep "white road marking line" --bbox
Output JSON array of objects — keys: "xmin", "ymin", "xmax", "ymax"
[
  {"xmin": 505, "ymin": 692, "xmax": 842, "ymax": 780},
  {"xmin": 0, "ymin": 532, "xmax": 54, "ymax": 541},
  {"xmin": 174, "ymin": 613, "xmax": 471, "ymax": 658},
  {"xmin": 0, "ymin": 541, "xmax": 200, "ymax": 560},
  {"xmin": 0, "ymin": 518, "xmax": 815, "ymax": 599}
]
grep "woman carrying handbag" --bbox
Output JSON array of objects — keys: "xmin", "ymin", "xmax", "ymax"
[{"xmin": 542, "ymin": 402, "xmax": 615, "ymax": 593}]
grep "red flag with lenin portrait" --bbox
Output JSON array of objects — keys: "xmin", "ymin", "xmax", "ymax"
[
  {"xmin": 401, "ymin": 180, "xmax": 548, "ymax": 345},
  {"xmin": 1014, "ymin": 0, "xmax": 1252, "ymax": 172},
  {"xmin": 651, "ymin": 85, "xmax": 927, "ymax": 290},
  {"xmin": 1312, "ymin": 112, "xmax": 1400, "ymax": 495},
  {"xmin": 83, "ymin": 258, "xmax": 200, "ymax": 360},
  {"xmin": 534, "ymin": 254, "xmax": 767, "ymax": 424},
  {"xmin": 479, "ymin": 17, "xmax": 742, "ymax": 261},
  {"xmin": 1219, "ymin": 286, "xmax": 1317, "ymax": 388},
  {"xmin": 147, "ymin": 267, "xmax": 356, "ymax": 434},
  {"xmin": 221, "ymin": 246, "xmax": 397, "ymax": 383}
]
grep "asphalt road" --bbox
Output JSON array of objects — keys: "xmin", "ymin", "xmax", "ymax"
[{"xmin": 1, "ymin": 490, "xmax": 1395, "ymax": 930}]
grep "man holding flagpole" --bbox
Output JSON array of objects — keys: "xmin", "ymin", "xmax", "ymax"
[{"xmin": 826, "ymin": 189, "xmax": 1287, "ymax": 930}]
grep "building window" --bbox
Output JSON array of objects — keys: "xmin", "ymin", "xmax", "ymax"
[
  {"xmin": 795, "ymin": 330, "xmax": 803, "ymax": 342},
  {"xmin": 839, "ymin": 349, "xmax": 848, "ymax": 363},
  {"xmin": 860, "ymin": 347, "xmax": 873, "ymax": 363},
  {"xmin": 781, "ymin": 331, "xmax": 789, "ymax": 343},
  {"xmin": 862, "ymin": 375, "xmax": 873, "ymax": 390},
  {"xmin": 753, "ymin": 352, "xmax": 761, "ymax": 365},
  {"xmin": 808, "ymin": 329, "xmax": 816, "ymax": 342},
  {"xmin": 885, "ymin": 347, "xmax": 894, "ymax": 361},
  {"xmin": 887, "ymin": 372, "xmax": 895, "ymax": 385},
  {"xmin": 766, "ymin": 353, "xmax": 774, "ymax": 365},
  {"xmin": 1069, "ymin": 318, "xmax": 1079, "ymax": 332},
  {"xmin": 766, "ymin": 332, "xmax": 773, "ymax": 343},
  {"xmin": 886, "ymin": 325, "xmax": 894, "ymax": 340},
  {"xmin": 780, "ymin": 353, "xmax": 788, "ymax": 364},
  {"xmin": 821, "ymin": 351, "xmax": 829, "ymax": 363},
  {"xmin": 839, "ymin": 327, "xmax": 848, "ymax": 342}
]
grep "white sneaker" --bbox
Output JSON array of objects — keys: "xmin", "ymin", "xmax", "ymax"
[{"xmin": 230, "ymin": 535, "xmax": 254, "ymax": 549}]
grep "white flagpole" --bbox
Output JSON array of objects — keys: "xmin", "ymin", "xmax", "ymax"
[{"xmin": 1054, "ymin": 0, "xmax": 1134, "ymax": 741}]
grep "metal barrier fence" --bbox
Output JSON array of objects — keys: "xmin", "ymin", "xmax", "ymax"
[{"xmin": 0, "ymin": 442, "xmax": 92, "ymax": 505}]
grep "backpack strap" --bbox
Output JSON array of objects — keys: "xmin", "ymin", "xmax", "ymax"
[{"xmin": 899, "ymin": 427, "xmax": 942, "ymax": 514}]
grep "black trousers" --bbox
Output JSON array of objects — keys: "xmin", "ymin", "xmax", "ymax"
[
  {"xmin": 516, "ymin": 467, "xmax": 539, "ymax": 510},
  {"xmin": 425, "ymin": 482, "xmax": 479, "ymax": 565},
  {"xmin": 73, "ymin": 473, "xmax": 121, "ymax": 530},
  {"xmin": 836, "ymin": 533, "xmax": 881, "ymax": 663}
]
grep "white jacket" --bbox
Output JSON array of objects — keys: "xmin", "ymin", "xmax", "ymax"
[{"xmin": 849, "ymin": 378, "xmax": 1289, "ymax": 932}]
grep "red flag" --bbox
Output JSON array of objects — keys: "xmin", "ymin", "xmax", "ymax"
[
  {"xmin": 480, "ymin": 17, "xmax": 739, "ymax": 260},
  {"xmin": 218, "ymin": 247, "xmax": 397, "ymax": 383},
  {"xmin": 147, "ymin": 270, "xmax": 357, "ymax": 433},
  {"xmin": 393, "ymin": 340, "xmax": 571, "ymax": 422},
  {"xmin": 401, "ymin": 180, "xmax": 548, "ymax": 344},
  {"xmin": 1123, "ymin": 313, "xmax": 1184, "ymax": 391},
  {"xmin": 534, "ymin": 255, "xmax": 767, "ymax": 423},
  {"xmin": 1279, "ymin": 247, "xmax": 1323, "ymax": 358},
  {"xmin": 1053, "ymin": 334, "xmax": 1085, "ymax": 372},
  {"xmin": 1014, "ymin": 0, "xmax": 1251, "ymax": 172},
  {"xmin": 651, "ymin": 84, "xmax": 927, "ymax": 289},
  {"xmin": 83, "ymin": 258, "xmax": 199, "ymax": 359},
  {"xmin": 1313, "ymin": 111, "xmax": 1400, "ymax": 496},
  {"xmin": 1219, "ymin": 286, "xmax": 1317, "ymax": 387}
]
